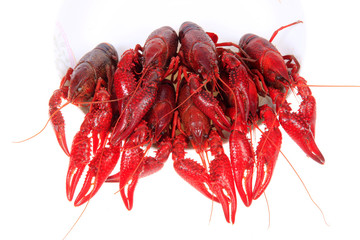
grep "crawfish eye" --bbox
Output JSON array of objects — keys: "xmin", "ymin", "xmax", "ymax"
[
  {"xmin": 276, "ymin": 75, "xmax": 283, "ymax": 81},
  {"xmin": 188, "ymin": 135, "xmax": 193, "ymax": 140},
  {"xmin": 77, "ymin": 87, "xmax": 82, "ymax": 92},
  {"xmin": 204, "ymin": 134, "xmax": 209, "ymax": 139}
]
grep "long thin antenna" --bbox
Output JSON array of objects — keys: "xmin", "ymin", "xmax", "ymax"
[
  {"xmin": 279, "ymin": 149, "xmax": 329, "ymax": 226},
  {"xmin": 13, "ymin": 102, "xmax": 70, "ymax": 143}
]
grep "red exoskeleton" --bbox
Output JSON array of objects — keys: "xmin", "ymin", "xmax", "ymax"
[
  {"xmin": 48, "ymin": 43, "xmax": 123, "ymax": 206},
  {"xmin": 239, "ymin": 21, "xmax": 324, "ymax": 165}
]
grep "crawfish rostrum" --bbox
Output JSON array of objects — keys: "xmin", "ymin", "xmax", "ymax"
[{"xmin": 49, "ymin": 21, "xmax": 323, "ymax": 223}]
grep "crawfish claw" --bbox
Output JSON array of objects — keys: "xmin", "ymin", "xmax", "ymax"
[
  {"xmin": 173, "ymin": 158, "xmax": 219, "ymax": 202},
  {"xmin": 210, "ymin": 154, "xmax": 237, "ymax": 224},
  {"xmin": 209, "ymin": 130, "xmax": 237, "ymax": 224},
  {"xmin": 120, "ymin": 176, "xmax": 139, "ymax": 210},
  {"xmin": 253, "ymin": 105, "xmax": 282, "ymax": 200},
  {"xmin": 229, "ymin": 128, "xmax": 254, "ymax": 207},
  {"xmin": 270, "ymin": 88, "xmax": 325, "ymax": 164},
  {"xmin": 66, "ymin": 131, "xmax": 91, "ymax": 201},
  {"xmin": 73, "ymin": 145, "xmax": 120, "ymax": 206}
]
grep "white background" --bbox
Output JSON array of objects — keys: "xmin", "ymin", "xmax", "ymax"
[{"xmin": 1, "ymin": 0, "xmax": 360, "ymax": 239}]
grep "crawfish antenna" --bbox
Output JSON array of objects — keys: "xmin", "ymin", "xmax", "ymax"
[
  {"xmin": 269, "ymin": 20, "xmax": 303, "ymax": 43},
  {"xmin": 13, "ymin": 101, "xmax": 71, "ymax": 144},
  {"xmin": 280, "ymin": 149, "xmax": 329, "ymax": 226}
]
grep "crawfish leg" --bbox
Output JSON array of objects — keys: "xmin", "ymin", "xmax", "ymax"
[{"xmin": 105, "ymin": 137, "xmax": 171, "ymax": 211}]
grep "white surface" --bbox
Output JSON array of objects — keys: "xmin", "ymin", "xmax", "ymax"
[{"xmin": 1, "ymin": 0, "xmax": 360, "ymax": 239}]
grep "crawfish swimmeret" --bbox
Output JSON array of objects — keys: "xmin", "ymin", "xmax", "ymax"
[{"xmin": 49, "ymin": 21, "xmax": 323, "ymax": 224}]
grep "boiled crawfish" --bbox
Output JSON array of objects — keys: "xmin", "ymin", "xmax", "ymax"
[
  {"xmin": 49, "ymin": 43, "xmax": 118, "ymax": 156},
  {"xmin": 239, "ymin": 21, "xmax": 324, "ymax": 164},
  {"xmin": 177, "ymin": 21, "xmax": 231, "ymax": 133}
]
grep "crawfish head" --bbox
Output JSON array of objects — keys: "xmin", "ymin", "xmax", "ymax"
[
  {"xmin": 239, "ymin": 34, "xmax": 290, "ymax": 88},
  {"xmin": 68, "ymin": 42, "xmax": 118, "ymax": 104},
  {"xmin": 67, "ymin": 64, "xmax": 97, "ymax": 103},
  {"xmin": 142, "ymin": 26, "xmax": 178, "ymax": 69},
  {"xmin": 179, "ymin": 21, "xmax": 219, "ymax": 80}
]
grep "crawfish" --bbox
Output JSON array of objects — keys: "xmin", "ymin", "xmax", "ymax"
[
  {"xmin": 49, "ymin": 43, "xmax": 118, "ymax": 156},
  {"xmin": 177, "ymin": 21, "xmax": 231, "ymax": 132},
  {"xmin": 239, "ymin": 21, "xmax": 324, "ymax": 164}
]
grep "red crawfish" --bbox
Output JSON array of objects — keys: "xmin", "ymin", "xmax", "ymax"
[
  {"xmin": 172, "ymin": 82, "xmax": 237, "ymax": 224},
  {"xmin": 49, "ymin": 43, "xmax": 118, "ymax": 156},
  {"xmin": 110, "ymin": 26, "xmax": 179, "ymax": 146},
  {"xmin": 239, "ymin": 21, "xmax": 325, "ymax": 164},
  {"xmin": 48, "ymin": 43, "xmax": 122, "ymax": 206},
  {"xmin": 177, "ymin": 21, "xmax": 231, "ymax": 132}
]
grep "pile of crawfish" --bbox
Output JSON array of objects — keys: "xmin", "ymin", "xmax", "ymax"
[{"xmin": 49, "ymin": 21, "xmax": 324, "ymax": 224}]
